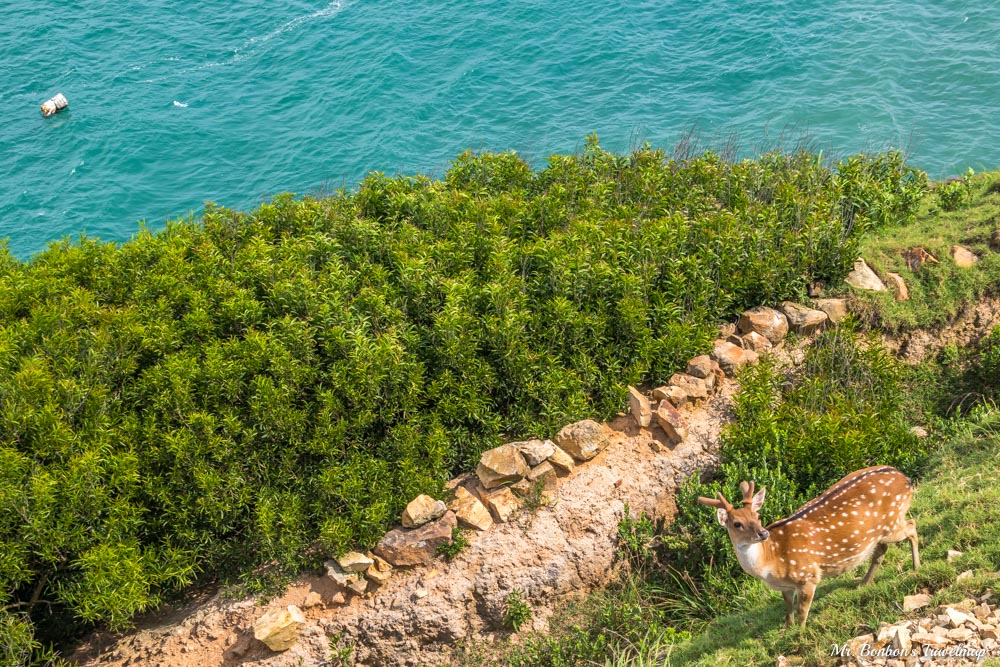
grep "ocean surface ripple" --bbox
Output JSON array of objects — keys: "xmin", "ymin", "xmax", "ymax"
[{"xmin": 2, "ymin": 0, "xmax": 998, "ymax": 258}]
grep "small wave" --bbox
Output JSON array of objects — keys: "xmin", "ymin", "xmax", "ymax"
[{"xmin": 173, "ymin": 100, "xmax": 189, "ymax": 108}]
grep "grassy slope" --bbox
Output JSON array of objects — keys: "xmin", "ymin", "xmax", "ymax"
[
  {"xmin": 850, "ymin": 171, "xmax": 1000, "ymax": 331},
  {"xmin": 660, "ymin": 409, "xmax": 1000, "ymax": 666}
]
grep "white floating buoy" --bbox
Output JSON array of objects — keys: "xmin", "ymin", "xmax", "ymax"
[{"xmin": 40, "ymin": 93, "xmax": 69, "ymax": 117}]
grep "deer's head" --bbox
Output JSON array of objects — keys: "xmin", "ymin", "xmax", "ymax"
[{"xmin": 698, "ymin": 481, "xmax": 770, "ymax": 546}]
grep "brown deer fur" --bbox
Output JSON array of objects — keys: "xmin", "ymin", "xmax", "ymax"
[{"xmin": 698, "ymin": 465, "xmax": 919, "ymax": 626}]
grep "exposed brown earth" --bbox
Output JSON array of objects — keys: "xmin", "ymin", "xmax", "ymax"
[{"xmin": 71, "ymin": 382, "xmax": 737, "ymax": 667}]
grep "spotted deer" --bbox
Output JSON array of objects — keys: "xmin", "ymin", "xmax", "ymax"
[{"xmin": 698, "ymin": 465, "xmax": 919, "ymax": 627}]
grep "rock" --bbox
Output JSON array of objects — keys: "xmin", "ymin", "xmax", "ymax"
[
  {"xmin": 476, "ymin": 445, "xmax": 529, "ymax": 489},
  {"xmin": 480, "ymin": 486, "xmax": 520, "ymax": 523},
  {"xmin": 668, "ymin": 372, "xmax": 709, "ymax": 401},
  {"xmin": 302, "ymin": 591, "xmax": 323, "ymax": 609},
  {"xmin": 627, "ymin": 386, "xmax": 652, "ymax": 428},
  {"xmin": 957, "ymin": 569, "xmax": 974, "ymax": 581},
  {"xmin": 892, "ymin": 626, "xmax": 912, "ymax": 653},
  {"xmin": 444, "ymin": 472, "xmax": 475, "ymax": 493},
  {"xmin": 742, "ymin": 331, "xmax": 773, "ymax": 352},
  {"xmin": 947, "ymin": 549, "xmax": 964, "ymax": 563},
  {"xmin": 903, "ymin": 593, "xmax": 932, "ymax": 612},
  {"xmin": 780, "ymin": 302, "xmax": 829, "ymax": 336},
  {"xmin": 374, "ymin": 511, "xmax": 457, "ymax": 567},
  {"xmin": 845, "ymin": 258, "xmax": 886, "ymax": 291},
  {"xmin": 814, "ymin": 298, "xmax": 848, "ymax": 325},
  {"xmin": 711, "ymin": 340, "xmax": 758, "ymax": 375},
  {"xmin": 718, "ymin": 322, "xmax": 737, "ymax": 339},
  {"xmin": 686, "ymin": 355, "xmax": 715, "ymax": 379},
  {"xmin": 991, "ymin": 229, "xmax": 1000, "ymax": 252},
  {"xmin": 366, "ymin": 554, "xmax": 394, "ymax": 586},
  {"xmin": 253, "ymin": 605, "xmax": 306, "ymax": 652},
  {"xmin": 884, "ymin": 272, "xmax": 909, "ymax": 301},
  {"xmin": 847, "ymin": 634, "xmax": 874, "ymax": 657},
  {"xmin": 556, "ymin": 419, "xmax": 610, "ymax": 461},
  {"xmin": 902, "ymin": 247, "xmax": 939, "ymax": 271},
  {"xmin": 402, "ymin": 494, "xmax": 447, "ymax": 528},
  {"xmin": 546, "ymin": 446, "xmax": 575, "ymax": 475},
  {"xmin": 526, "ymin": 461, "xmax": 556, "ymax": 483},
  {"xmin": 513, "ymin": 439, "xmax": 556, "ymax": 467},
  {"xmin": 911, "ymin": 631, "xmax": 949, "ymax": 649},
  {"xmin": 510, "ymin": 478, "xmax": 533, "ymax": 497},
  {"xmin": 947, "ymin": 626, "xmax": 975, "ymax": 642},
  {"xmin": 654, "ymin": 400, "xmax": 688, "ymax": 444},
  {"xmin": 726, "ymin": 333, "xmax": 745, "ymax": 348},
  {"xmin": 325, "ymin": 560, "xmax": 361, "ymax": 589},
  {"xmin": 807, "ymin": 281, "xmax": 825, "ymax": 297},
  {"xmin": 337, "ymin": 551, "xmax": 375, "ymax": 573},
  {"xmin": 327, "ymin": 590, "xmax": 346, "ymax": 606},
  {"xmin": 951, "ymin": 244, "xmax": 978, "ymax": 268},
  {"xmin": 448, "ymin": 486, "xmax": 494, "ymax": 531},
  {"xmin": 944, "ymin": 606, "xmax": 971, "ymax": 627},
  {"xmin": 737, "ymin": 306, "xmax": 788, "ymax": 344},
  {"xmin": 348, "ymin": 577, "xmax": 369, "ymax": 596},
  {"xmin": 657, "ymin": 384, "xmax": 687, "ymax": 407}
]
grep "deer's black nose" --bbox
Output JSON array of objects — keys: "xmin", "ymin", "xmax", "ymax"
[{"xmin": 757, "ymin": 529, "xmax": 770, "ymax": 541}]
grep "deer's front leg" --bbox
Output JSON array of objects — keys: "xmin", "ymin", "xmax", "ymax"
[
  {"xmin": 781, "ymin": 590, "xmax": 795, "ymax": 627},
  {"xmin": 797, "ymin": 583, "xmax": 816, "ymax": 627}
]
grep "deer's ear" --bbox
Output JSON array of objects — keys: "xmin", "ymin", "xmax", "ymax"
[
  {"xmin": 751, "ymin": 487, "xmax": 766, "ymax": 513},
  {"xmin": 716, "ymin": 507, "xmax": 729, "ymax": 527}
]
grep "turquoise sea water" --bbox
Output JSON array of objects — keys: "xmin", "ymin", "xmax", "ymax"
[{"xmin": 2, "ymin": 1, "xmax": 998, "ymax": 259}]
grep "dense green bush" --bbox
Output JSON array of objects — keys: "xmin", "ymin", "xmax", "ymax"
[
  {"xmin": 0, "ymin": 141, "xmax": 925, "ymax": 660},
  {"xmin": 660, "ymin": 321, "xmax": 930, "ymax": 624}
]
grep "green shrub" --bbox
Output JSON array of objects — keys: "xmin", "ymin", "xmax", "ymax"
[
  {"xmin": 935, "ymin": 169, "xmax": 976, "ymax": 211},
  {"xmin": 437, "ymin": 527, "xmax": 470, "ymax": 561},
  {"xmin": 503, "ymin": 589, "xmax": 533, "ymax": 632},
  {"xmin": 0, "ymin": 142, "xmax": 925, "ymax": 659}
]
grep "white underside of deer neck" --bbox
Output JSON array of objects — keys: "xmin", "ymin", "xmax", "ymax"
[{"xmin": 735, "ymin": 541, "xmax": 771, "ymax": 580}]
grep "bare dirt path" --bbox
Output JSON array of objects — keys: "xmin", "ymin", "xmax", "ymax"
[{"xmin": 71, "ymin": 383, "xmax": 737, "ymax": 667}]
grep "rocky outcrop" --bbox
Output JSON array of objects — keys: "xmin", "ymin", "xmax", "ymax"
[
  {"xmin": 951, "ymin": 244, "xmax": 978, "ymax": 268},
  {"xmin": 845, "ymin": 258, "xmax": 886, "ymax": 291},
  {"xmin": 711, "ymin": 340, "xmax": 758, "ymax": 375},
  {"xmin": 627, "ymin": 386, "xmax": 652, "ymax": 428},
  {"xmin": 668, "ymin": 372, "xmax": 709, "ymax": 402},
  {"xmin": 741, "ymin": 330, "xmax": 772, "ymax": 352},
  {"xmin": 253, "ymin": 605, "xmax": 306, "ymax": 651},
  {"xmin": 780, "ymin": 301, "xmax": 828, "ymax": 335},
  {"xmin": 737, "ymin": 306, "xmax": 788, "ymax": 344},
  {"xmin": 814, "ymin": 298, "xmax": 848, "ymax": 325},
  {"xmin": 479, "ymin": 486, "xmax": 520, "ymax": 522},
  {"xmin": 337, "ymin": 552, "xmax": 374, "ymax": 573},
  {"xmin": 447, "ymin": 486, "xmax": 494, "ymax": 531},
  {"xmin": 556, "ymin": 419, "xmax": 610, "ymax": 461},
  {"xmin": 514, "ymin": 439, "xmax": 556, "ymax": 467},
  {"xmin": 885, "ymin": 271, "xmax": 909, "ymax": 301},
  {"xmin": 374, "ymin": 511, "xmax": 457, "ymax": 567},
  {"xmin": 903, "ymin": 247, "xmax": 939, "ymax": 271},
  {"xmin": 476, "ymin": 445, "xmax": 529, "ymax": 489},
  {"xmin": 654, "ymin": 400, "xmax": 688, "ymax": 444},
  {"xmin": 836, "ymin": 597, "xmax": 999, "ymax": 666},
  {"xmin": 546, "ymin": 445, "xmax": 575, "ymax": 474},
  {"xmin": 402, "ymin": 495, "xmax": 447, "ymax": 528}
]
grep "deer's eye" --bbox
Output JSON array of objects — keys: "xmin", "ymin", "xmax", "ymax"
[{"xmin": 733, "ymin": 521, "xmax": 743, "ymax": 529}]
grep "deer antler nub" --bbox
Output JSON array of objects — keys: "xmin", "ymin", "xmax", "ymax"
[{"xmin": 740, "ymin": 481, "xmax": 755, "ymax": 506}]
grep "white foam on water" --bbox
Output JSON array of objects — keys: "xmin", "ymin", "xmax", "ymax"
[
  {"xmin": 173, "ymin": 100, "xmax": 188, "ymax": 108},
  {"xmin": 143, "ymin": 1, "xmax": 348, "ymax": 82}
]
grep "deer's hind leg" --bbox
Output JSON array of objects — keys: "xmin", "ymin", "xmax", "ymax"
[{"xmin": 861, "ymin": 542, "xmax": 888, "ymax": 585}]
